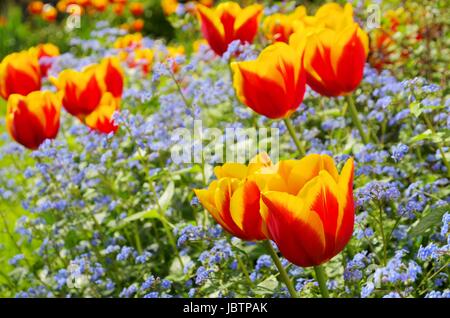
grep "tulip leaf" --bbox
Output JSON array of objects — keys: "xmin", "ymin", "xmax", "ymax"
[
  {"xmin": 409, "ymin": 204, "xmax": 449, "ymax": 237},
  {"xmin": 159, "ymin": 181, "xmax": 175, "ymax": 210},
  {"xmin": 121, "ymin": 209, "xmax": 160, "ymax": 224}
]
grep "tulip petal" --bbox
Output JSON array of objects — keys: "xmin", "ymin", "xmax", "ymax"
[
  {"xmin": 262, "ymin": 191, "xmax": 326, "ymax": 267},
  {"xmin": 197, "ymin": 5, "xmax": 227, "ymax": 55},
  {"xmin": 298, "ymin": 170, "xmax": 342, "ymax": 261},
  {"xmin": 230, "ymin": 180, "xmax": 266, "ymax": 240},
  {"xmin": 335, "ymin": 157, "xmax": 355, "ymax": 253}
]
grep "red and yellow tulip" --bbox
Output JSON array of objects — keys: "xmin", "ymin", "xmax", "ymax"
[
  {"xmin": 194, "ymin": 153, "xmax": 276, "ymax": 241},
  {"xmin": 6, "ymin": 91, "xmax": 61, "ymax": 150},
  {"xmin": 42, "ymin": 5, "xmax": 58, "ymax": 22},
  {"xmin": 125, "ymin": 48, "xmax": 154, "ymax": 75},
  {"xmin": 51, "ymin": 67, "xmax": 105, "ymax": 119},
  {"xmin": 262, "ymin": 6, "xmax": 307, "ymax": 43},
  {"xmin": 0, "ymin": 51, "xmax": 41, "ymax": 100},
  {"xmin": 114, "ymin": 33, "xmax": 143, "ymax": 50},
  {"xmin": 97, "ymin": 57, "xmax": 125, "ymax": 99},
  {"xmin": 260, "ymin": 154, "xmax": 355, "ymax": 267},
  {"xmin": 129, "ymin": 2, "xmax": 144, "ymax": 17},
  {"xmin": 196, "ymin": 2, "xmax": 263, "ymax": 56},
  {"xmin": 290, "ymin": 3, "xmax": 369, "ymax": 97},
  {"xmin": 84, "ymin": 92, "xmax": 119, "ymax": 134},
  {"xmin": 29, "ymin": 43, "xmax": 60, "ymax": 78},
  {"xmin": 231, "ymin": 41, "xmax": 306, "ymax": 119}
]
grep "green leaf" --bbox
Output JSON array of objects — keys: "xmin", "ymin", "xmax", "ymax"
[
  {"xmin": 122, "ymin": 209, "xmax": 160, "ymax": 224},
  {"xmin": 409, "ymin": 204, "xmax": 449, "ymax": 237},
  {"xmin": 409, "ymin": 101, "xmax": 423, "ymax": 118},
  {"xmin": 410, "ymin": 129, "xmax": 433, "ymax": 143},
  {"xmin": 159, "ymin": 181, "xmax": 175, "ymax": 209}
]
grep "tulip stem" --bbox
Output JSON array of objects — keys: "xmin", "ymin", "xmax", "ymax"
[
  {"xmin": 262, "ymin": 240, "xmax": 298, "ymax": 298},
  {"xmin": 346, "ymin": 95, "xmax": 369, "ymax": 144},
  {"xmin": 313, "ymin": 265, "xmax": 330, "ymax": 298},
  {"xmin": 283, "ymin": 117, "xmax": 306, "ymax": 157}
]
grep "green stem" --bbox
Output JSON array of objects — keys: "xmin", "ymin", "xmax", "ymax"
[
  {"xmin": 148, "ymin": 180, "xmax": 185, "ymax": 268},
  {"xmin": 283, "ymin": 117, "xmax": 306, "ymax": 157},
  {"xmin": 378, "ymin": 204, "xmax": 388, "ymax": 266},
  {"xmin": 422, "ymin": 112, "xmax": 450, "ymax": 177},
  {"xmin": 235, "ymin": 251, "xmax": 253, "ymax": 288},
  {"xmin": 262, "ymin": 240, "xmax": 298, "ymax": 298},
  {"xmin": 347, "ymin": 95, "xmax": 369, "ymax": 144},
  {"xmin": 313, "ymin": 265, "xmax": 330, "ymax": 298}
]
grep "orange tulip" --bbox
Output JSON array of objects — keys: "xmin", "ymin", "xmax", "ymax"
[
  {"xmin": 129, "ymin": 2, "xmax": 144, "ymax": 16},
  {"xmin": 194, "ymin": 153, "xmax": 275, "ymax": 241},
  {"xmin": 51, "ymin": 67, "xmax": 105, "ymax": 119},
  {"xmin": 91, "ymin": 0, "xmax": 108, "ymax": 11},
  {"xmin": 260, "ymin": 154, "xmax": 355, "ymax": 267},
  {"xmin": 84, "ymin": 92, "xmax": 119, "ymax": 134},
  {"xmin": 29, "ymin": 43, "xmax": 60, "ymax": 78},
  {"xmin": 97, "ymin": 57, "xmax": 124, "ymax": 99},
  {"xmin": 231, "ymin": 42, "xmax": 306, "ymax": 119},
  {"xmin": 196, "ymin": 2, "xmax": 263, "ymax": 56},
  {"xmin": 131, "ymin": 19, "xmax": 144, "ymax": 32},
  {"xmin": 28, "ymin": 1, "xmax": 44, "ymax": 15},
  {"xmin": 0, "ymin": 51, "xmax": 41, "ymax": 100},
  {"xmin": 42, "ymin": 5, "xmax": 58, "ymax": 22},
  {"xmin": 6, "ymin": 91, "xmax": 61, "ymax": 150},
  {"xmin": 290, "ymin": 4, "xmax": 369, "ymax": 97},
  {"xmin": 113, "ymin": 3, "xmax": 125, "ymax": 15}
]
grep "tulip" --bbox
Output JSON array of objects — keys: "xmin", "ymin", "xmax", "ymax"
[
  {"xmin": 28, "ymin": 1, "xmax": 44, "ymax": 15},
  {"xmin": 129, "ymin": 2, "xmax": 144, "ymax": 17},
  {"xmin": 97, "ymin": 57, "xmax": 124, "ymax": 99},
  {"xmin": 262, "ymin": 6, "xmax": 307, "ymax": 43},
  {"xmin": 231, "ymin": 42, "xmax": 306, "ymax": 120},
  {"xmin": 161, "ymin": 0, "xmax": 178, "ymax": 16},
  {"xmin": 113, "ymin": 3, "xmax": 125, "ymax": 16},
  {"xmin": 29, "ymin": 43, "xmax": 60, "ymax": 78},
  {"xmin": 92, "ymin": 0, "xmax": 108, "ymax": 11},
  {"xmin": 132, "ymin": 19, "xmax": 144, "ymax": 32},
  {"xmin": 6, "ymin": 91, "xmax": 61, "ymax": 150},
  {"xmin": 42, "ymin": 5, "xmax": 58, "ymax": 22},
  {"xmin": 194, "ymin": 153, "xmax": 275, "ymax": 241},
  {"xmin": 114, "ymin": 33, "xmax": 143, "ymax": 50},
  {"xmin": 126, "ymin": 48, "xmax": 154, "ymax": 75},
  {"xmin": 84, "ymin": 92, "xmax": 119, "ymax": 134},
  {"xmin": 260, "ymin": 154, "xmax": 355, "ymax": 268},
  {"xmin": 290, "ymin": 6, "xmax": 369, "ymax": 97},
  {"xmin": 0, "ymin": 51, "xmax": 41, "ymax": 100},
  {"xmin": 51, "ymin": 67, "xmax": 105, "ymax": 119},
  {"xmin": 196, "ymin": 2, "xmax": 263, "ymax": 56}
]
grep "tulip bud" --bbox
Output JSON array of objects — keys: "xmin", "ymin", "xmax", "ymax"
[
  {"xmin": 260, "ymin": 154, "xmax": 355, "ymax": 267},
  {"xmin": 51, "ymin": 67, "xmax": 105, "ymax": 119},
  {"xmin": 29, "ymin": 43, "xmax": 60, "ymax": 78},
  {"xmin": 194, "ymin": 153, "xmax": 275, "ymax": 241},
  {"xmin": 0, "ymin": 51, "xmax": 41, "ymax": 100},
  {"xmin": 231, "ymin": 42, "xmax": 306, "ymax": 119},
  {"xmin": 196, "ymin": 2, "xmax": 263, "ymax": 56},
  {"xmin": 6, "ymin": 91, "xmax": 61, "ymax": 150}
]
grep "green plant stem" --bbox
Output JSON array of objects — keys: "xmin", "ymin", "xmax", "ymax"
[
  {"xmin": 378, "ymin": 204, "xmax": 388, "ymax": 266},
  {"xmin": 422, "ymin": 112, "xmax": 450, "ymax": 177},
  {"xmin": 148, "ymin": 179, "xmax": 185, "ymax": 268},
  {"xmin": 347, "ymin": 95, "xmax": 369, "ymax": 144},
  {"xmin": 262, "ymin": 240, "xmax": 298, "ymax": 298},
  {"xmin": 283, "ymin": 117, "xmax": 306, "ymax": 157},
  {"xmin": 313, "ymin": 265, "xmax": 330, "ymax": 298},
  {"xmin": 235, "ymin": 251, "xmax": 253, "ymax": 288}
]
